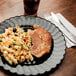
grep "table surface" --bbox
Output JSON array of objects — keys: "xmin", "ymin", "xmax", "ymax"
[{"xmin": 0, "ymin": 0, "xmax": 76, "ymax": 76}]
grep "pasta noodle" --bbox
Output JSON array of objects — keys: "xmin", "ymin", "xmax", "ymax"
[
  {"xmin": 4, "ymin": 56, "xmax": 12, "ymax": 64},
  {"xmin": 0, "ymin": 24, "xmax": 33, "ymax": 65},
  {"xmin": 8, "ymin": 54, "xmax": 18, "ymax": 64}
]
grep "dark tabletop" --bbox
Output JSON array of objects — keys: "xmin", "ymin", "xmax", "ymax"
[{"xmin": 0, "ymin": 0, "xmax": 76, "ymax": 76}]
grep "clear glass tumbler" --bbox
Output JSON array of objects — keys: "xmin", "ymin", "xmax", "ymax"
[{"xmin": 23, "ymin": 0, "xmax": 40, "ymax": 16}]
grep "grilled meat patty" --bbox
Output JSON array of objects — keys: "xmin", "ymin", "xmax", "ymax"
[{"xmin": 28, "ymin": 25, "xmax": 52, "ymax": 58}]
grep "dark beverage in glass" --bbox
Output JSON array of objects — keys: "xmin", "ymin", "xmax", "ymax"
[{"xmin": 23, "ymin": 0, "xmax": 40, "ymax": 16}]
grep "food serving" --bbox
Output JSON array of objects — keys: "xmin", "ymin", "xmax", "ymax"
[
  {"xmin": 28, "ymin": 25, "xmax": 52, "ymax": 58},
  {"xmin": 0, "ymin": 24, "xmax": 52, "ymax": 65}
]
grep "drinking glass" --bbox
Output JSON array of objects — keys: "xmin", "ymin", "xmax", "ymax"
[{"xmin": 23, "ymin": 0, "xmax": 40, "ymax": 16}]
